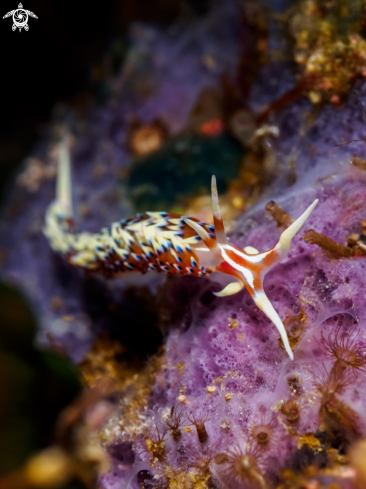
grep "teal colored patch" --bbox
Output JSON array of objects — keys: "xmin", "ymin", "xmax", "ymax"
[{"xmin": 126, "ymin": 131, "xmax": 244, "ymax": 211}]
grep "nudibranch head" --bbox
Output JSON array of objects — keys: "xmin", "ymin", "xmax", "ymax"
[{"xmin": 185, "ymin": 176, "xmax": 318, "ymax": 361}]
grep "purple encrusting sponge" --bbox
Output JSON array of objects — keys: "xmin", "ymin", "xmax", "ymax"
[{"xmin": 100, "ymin": 166, "xmax": 366, "ymax": 489}]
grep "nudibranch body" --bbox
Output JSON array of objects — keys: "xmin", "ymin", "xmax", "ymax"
[
  {"xmin": 44, "ymin": 143, "xmax": 216, "ymax": 279},
  {"xmin": 44, "ymin": 142, "xmax": 318, "ymax": 359}
]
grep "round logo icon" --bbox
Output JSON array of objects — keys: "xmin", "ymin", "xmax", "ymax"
[
  {"xmin": 3, "ymin": 3, "xmax": 38, "ymax": 32},
  {"xmin": 12, "ymin": 7, "xmax": 28, "ymax": 31}
]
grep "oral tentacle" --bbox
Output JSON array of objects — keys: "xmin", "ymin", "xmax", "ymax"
[
  {"xmin": 213, "ymin": 281, "xmax": 244, "ymax": 297},
  {"xmin": 254, "ymin": 290, "xmax": 294, "ymax": 360}
]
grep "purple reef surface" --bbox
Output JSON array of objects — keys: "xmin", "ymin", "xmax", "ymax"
[
  {"xmin": 97, "ymin": 160, "xmax": 366, "ymax": 489},
  {"xmin": 3, "ymin": 0, "xmax": 366, "ymax": 488}
]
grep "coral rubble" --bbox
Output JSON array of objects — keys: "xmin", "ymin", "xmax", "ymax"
[{"xmin": 284, "ymin": 0, "xmax": 366, "ymax": 104}]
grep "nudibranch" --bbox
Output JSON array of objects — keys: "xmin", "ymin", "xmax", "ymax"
[{"xmin": 44, "ymin": 141, "xmax": 318, "ymax": 359}]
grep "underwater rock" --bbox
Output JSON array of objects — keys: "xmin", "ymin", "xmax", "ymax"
[{"xmin": 285, "ymin": 0, "xmax": 366, "ymax": 105}]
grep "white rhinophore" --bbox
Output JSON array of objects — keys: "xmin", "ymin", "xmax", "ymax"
[{"xmin": 56, "ymin": 138, "xmax": 73, "ymax": 218}]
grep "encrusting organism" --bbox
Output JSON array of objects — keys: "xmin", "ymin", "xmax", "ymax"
[
  {"xmin": 214, "ymin": 443, "xmax": 266, "ymax": 489},
  {"xmin": 186, "ymin": 444, "xmax": 216, "ymax": 480},
  {"xmin": 285, "ymin": 372, "xmax": 302, "ymax": 397},
  {"xmin": 303, "ymin": 229, "xmax": 357, "ymax": 258},
  {"xmin": 165, "ymin": 405, "xmax": 186, "ymax": 442},
  {"xmin": 314, "ymin": 364, "xmax": 361, "ymax": 446},
  {"xmin": 44, "ymin": 140, "xmax": 318, "ymax": 359},
  {"xmin": 279, "ymin": 313, "xmax": 307, "ymax": 352},
  {"xmin": 280, "ymin": 400, "xmax": 300, "ymax": 424},
  {"xmin": 142, "ymin": 425, "xmax": 168, "ymax": 462},
  {"xmin": 250, "ymin": 411, "xmax": 279, "ymax": 447},
  {"xmin": 314, "ymin": 362, "xmax": 352, "ymax": 398},
  {"xmin": 319, "ymin": 390, "xmax": 361, "ymax": 446},
  {"xmin": 187, "ymin": 411, "xmax": 211, "ymax": 445},
  {"xmin": 265, "ymin": 200, "xmax": 292, "ymax": 228},
  {"xmin": 319, "ymin": 323, "xmax": 366, "ymax": 378},
  {"xmin": 348, "ymin": 223, "xmax": 366, "ymax": 255}
]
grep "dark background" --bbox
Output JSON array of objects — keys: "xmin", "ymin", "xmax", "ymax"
[{"xmin": 0, "ymin": 0, "xmax": 209, "ymax": 190}]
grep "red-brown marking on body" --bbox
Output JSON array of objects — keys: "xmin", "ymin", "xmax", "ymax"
[
  {"xmin": 216, "ymin": 260, "xmax": 242, "ymax": 280},
  {"xmin": 215, "ymin": 260, "xmax": 258, "ymax": 298},
  {"xmin": 262, "ymin": 247, "xmax": 279, "ymax": 267},
  {"xmin": 224, "ymin": 248, "xmax": 262, "ymax": 275},
  {"xmin": 213, "ymin": 215, "xmax": 226, "ymax": 243}
]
